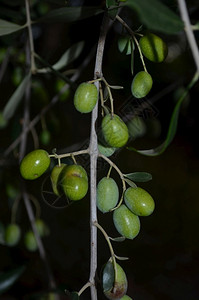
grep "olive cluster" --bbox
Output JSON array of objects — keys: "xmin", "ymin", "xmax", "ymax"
[
  {"xmin": 3, "ymin": 219, "xmax": 49, "ymax": 251},
  {"xmin": 119, "ymin": 31, "xmax": 168, "ymax": 98}
]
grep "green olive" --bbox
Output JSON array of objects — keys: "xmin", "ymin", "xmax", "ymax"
[
  {"xmin": 20, "ymin": 149, "xmax": 51, "ymax": 180},
  {"xmin": 139, "ymin": 33, "xmax": 168, "ymax": 63},
  {"xmin": 24, "ymin": 230, "xmax": 38, "ymax": 251},
  {"xmin": 120, "ymin": 296, "xmax": 132, "ymax": 300},
  {"xmin": 97, "ymin": 177, "xmax": 119, "ymax": 213},
  {"xmin": 101, "ymin": 114, "xmax": 129, "ymax": 148},
  {"xmin": 124, "ymin": 187, "xmax": 155, "ymax": 216},
  {"xmin": 5, "ymin": 224, "xmax": 21, "ymax": 246},
  {"xmin": 131, "ymin": 71, "xmax": 153, "ymax": 99},
  {"xmin": 39, "ymin": 130, "xmax": 51, "ymax": 146},
  {"xmin": 103, "ymin": 260, "xmax": 128, "ymax": 300},
  {"xmin": 113, "ymin": 204, "xmax": 140, "ymax": 240},
  {"xmin": 35, "ymin": 218, "xmax": 49, "ymax": 237},
  {"xmin": 60, "ymin": 164, "xmax": 88, "ymax": 201},
  {"xmin": 74, "ymin": 82, "xmax": 98, "ymax": 113},
  {"xmin": 50, "ymin": 163, "xmax": 67, "ymax": 196}
]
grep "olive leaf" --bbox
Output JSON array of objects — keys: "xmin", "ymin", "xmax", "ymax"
[
  {"xmin": 102, "ymin": 260, "xmax": 115, "ymax": 292},
  {"xmin": 114, "ymin": 254, "xmax": 129, "ymax": 260},
  {"xmin": 109, "ymin": 236, "xmax": 126, "ymax": 242},
  {"xmin": 0, "ymin": 265, "xmax": 26, "ymax": 295},
  {"xmin": 123, "ymin": 172, "xmax": 152, "ymax": 182},
  {"xmin": 123, "ymin": 178, "xmax": 137, "ymax": 188},
  {"xmin": 127, "ymin": 72, "xmax": 199, "ymax": 156},
  {"xmin": 38, "ymin": 7, "xmax": 104, "ymax": 23},
  {"xmin": 3, "ymin": 73, "xmax": 31, "ymax": 121},
  {"xmin": 126, "ymin": 0, "xmax": 184, "ymax": 34},
  {"xmin": 0, "ymin": 19, "xmax": 26, "ymax": 36}
]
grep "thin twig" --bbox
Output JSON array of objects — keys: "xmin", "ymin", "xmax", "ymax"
[
  {"xmin": 177, "ymin": 0, "xmax": 199, "ymax": 73},
  {"xmin": 25, "ymin": 0, "xmax": 36, "ymax": 72}
]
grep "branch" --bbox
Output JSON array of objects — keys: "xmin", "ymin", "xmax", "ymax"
[
  {"xmin": 177, "ymin": 0, "xmax": 199, "ymax": 73},
  {"xmin": 89, "ymin": 12, "xmax": 113, "ymax": 300}
]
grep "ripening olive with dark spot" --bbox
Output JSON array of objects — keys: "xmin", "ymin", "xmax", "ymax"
[
  {"xmin": 60, "ymin": 164, "xmax": 88, "ymax": 201},
  {"xmin": 102, "ymin": 114, "xmax": 129, "ymax": 148},
  {"xmin": 5, "ymin": 224, "xmax": 21, "ymax": 246},
  {"xmin": 124, "ymin": 187, "xmax": 155, "ymax": 216},
  {"xmin": 97, "ymin": 177, "xmax": 119, "ymax": 213},
  {"xmin": 113, "ymin": 204, "xmax": 140, "ymax": 240},
  {"xmin": 103, "ymin": 261, "xmax": 128, "ymax": 300},
  {"xmin": 131, "ymin": 71, "xmax": 153, "ymax": 99},
  {"xmin": 20, "ymin": 149, "xmax": 51, "ymax": 180},
  {"xmin": 74, "ymin": 82, "xmax": 98, "ymax": 113},
  {"xmin": 139, "ymin": 33, "xmax": 168, "ymax": 63},
  {"xmin": 50, "ymin": 163, "xmax": 67, "ymax": 196}
]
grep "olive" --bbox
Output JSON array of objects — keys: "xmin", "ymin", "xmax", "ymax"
[
  {"xmin": 97, "ymin": 177, "xmax": 119, "ymax": 213},
  {"xmin": 5, "ymin": 224, "xmax": 21, "ymax": 246},
  {"xmin": 101, "ymin": 114, "xmax": 129, "ymax": 148},
  {"xmin": 131, "ymin": 71, "xmax": 153, "ymax": 99},
  {"xmin": 74, "ymin": 82, "xmax": 98, "ymax": 113},
  {"xmin": 113, "ymin": 204, "xmax": 140, "ymax": 240},
  {"xmin": 139, "ymin": 33, "xmax": 168, "ymax": 63},
  {"xmin": 20, "ymin": 149, "xmax": 50, "ymax": 180},
  {"xmin": 124, "ymin": 187, "xmax": 155, "ymax": 216}
]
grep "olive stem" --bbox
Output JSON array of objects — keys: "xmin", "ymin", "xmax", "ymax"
[
  {"xmin": 115, "ymin": 15, "xmax": 147, "ymax": 73},
  {"xmin": 102, "ymin": 77, "xmax": 115, "ymax": 115},
  {"xmin": 177, "ymin": 0, "xmax": 199, "ymax": 73},
  {"xmin": 94, "ymin": 221, "xmax": 117, "ymax": 271},
  {"xmin": 98, "ymin": 153, "xmax": 126, "ymax": 200},
  {"xmin": 78, "ymin": 281, "xmax": 92, "ymax": 296},
  {"xmin": 49, "ymin": 149, "xmax": 89, "ymax": 160},
  {"xmin": 107, "ymin": 165, "xmax": 113, "ymax": 178}
]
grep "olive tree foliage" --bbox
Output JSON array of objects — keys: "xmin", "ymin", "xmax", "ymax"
[{"xmin": 0, "ymin": 0, "xmax": 199, "ymax": 299}]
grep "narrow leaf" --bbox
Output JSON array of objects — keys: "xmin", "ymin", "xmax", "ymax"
[
  {"xmin": 114, "ymin": 255, "xmax": 129, "ymax": 260},
  {"xmin": 124, "ymin": 172, "xmax": 152, "ymax": 182},
  {"xmin": 128, "ymin": 72, "xmax": 199, "ymax": 156},
  {"xmin": 3, "ymin": 73, "xmax": 31, "ymax": 121},
  {"xmin": 0, "ymin": 265, "xmax": 26, "ymax": 295},
  {"xmin": 52, "ymin": 41, "xmax": 84, "ymax": 70},
  {"xmin": 123, "ymin": 178, "xmax": 137, "ymax": 188},
  {"xmin": 102, "ymin": 261, "xmax": 114, "ymax": 292},
  {"xmin": 0, "ymin": 19, "xmax": 26, "ymax": 36},
  {"xmin": 38, "ymin": 7, "xmax": 104, "ymax": 23},
  {"xmin": 126, "ymin": 0, "xmax": 184, "ymax": 34},
  {"xmin": 109, "ymin": 236, "xmax": 126, "ymax": 242}
]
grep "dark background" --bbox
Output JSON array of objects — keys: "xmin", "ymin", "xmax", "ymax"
[{"xmin": 0, "ymin": 1, "xmax": 199, "ymax": 299}]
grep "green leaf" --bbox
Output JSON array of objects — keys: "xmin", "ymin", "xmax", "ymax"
[
  {"xmin": 52, "ymin": 41, "xmax": 84, "ymax": 70},
  {"xmin": 3, "ymin": 73, "xmax": 31, "ymax": 121},
  {"xmin": 126, "ymin": 0, "xmax": 184, "ymax": 34},
  {"xmin": 128, "ymin": 72, "xmax": 199, "ymax": 156},
  {"xmin": 123, "ymin": 178, "xmax": 137, "ymax": 188},
  {"xmin": 38, "ymin": 7, "xmax": 104, "ymax": 23},
  {"xmin": 0, "ymin": 19, "xmax": 26, "ymax": 36},
  {"xmin": 109, "ymin": 236, "xmax": 126, "ymax": 242},
  {"xmin": 0, "ymin": 265, "xmax": 26, "ymax": 295},
  {"xmin": 70, "ymin": 292, "xmax": 79, "ymax": 300},
  {"xmin": 124, "ymin": 172, "xmax": 152, "ymax": 182},
  {"xmin": 102, "ymin": 261, "xmax": 115, "ymax": 292}
]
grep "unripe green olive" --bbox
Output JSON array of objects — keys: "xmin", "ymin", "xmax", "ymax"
[
  {"xmin": 124, "ymin": 187, "xmax": 155, "ymax": 216},
  {"xmin": 50, "ymin": 163, "xmax": 66, "ymax": 196},
  {"xmin": 102, "ymin": 114, "xmax": 129, "ymax": 148},
  {"xmin": 24, "ymin": 230, "xmax": 38, "ymax": 251},
  {"xmin": 20, "ymin": 149, "xmax": 51, "ymax": 180},
  {"xmin": 60, "ymin": 164, "xmax": 88, "ymax": 201},
  {"xmin": 113, "ymin": 204, "xmax": 140, "ymax": 240},
  {"xmin": 35, "ymin": 218, "xmax": 49, "ymax": 237},
  {"xmin": 120, "ymin": 296, "xmax": 132, "ymax": 300},
  {"xmin": 5, "ymin": 224, "xmax": 21, "ymax": 246},
  {"xmin": 139, "ymin": 33, "xmax": 168, "ymax": 63},
  {"xmin": 97, "ymin": 177, "xmax": 119, "ymax": 213},
  {"xmin": 131, "ymin": 71, "xmax": 153, "ymax": 99},
  {"xmin": 39, "ymin": 129, "xmax": 51, "ymax": 146},
  {"xmin": 74, "ymin": 82, "xmax": 98, "ymax": 113},
  {"xmin": 103, "ymin": 261, "xmax": 128, "ymax": 300},
  {"xmin": 98, "ymin": 143, "xmax": 116, "ymax": 157}
]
